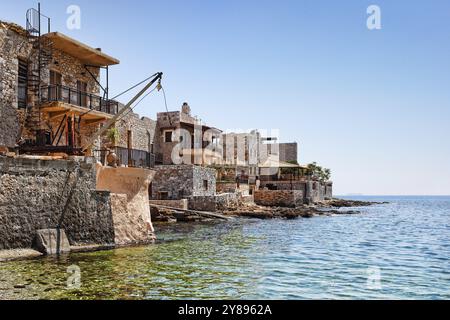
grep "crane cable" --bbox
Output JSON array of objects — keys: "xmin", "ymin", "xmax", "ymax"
[
  {"xmin": 116, "ymin": 82, "xmax": 171, "ymax": 126},
  {"xmin": 110, "ymin": 73, "xmax": 159, "ymax": 101},
  {"xmin": 117, "ymin": 86, "xmax": 158, "ymax": 123},
  {"xmin": 80, "ymin": 72, "xmax": 161, "ymax": 118}
]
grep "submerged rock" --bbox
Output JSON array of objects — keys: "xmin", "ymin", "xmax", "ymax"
[{"xmin": 34, "ymin": 229, "xmax": 71, "ymax": 255}]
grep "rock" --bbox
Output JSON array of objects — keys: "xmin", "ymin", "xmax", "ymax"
[
  {"xmin": 237, "ymin": 211, "xmax": 273, "ymax": 219},
  {"xmin": 326, "ymin": 198, "xmax": 385, "ymax": 208},
  {"xmin": 176, "ymin": 215, "xmax": 201, "ymax": 222},
  {"xmin": 34, "ymin": 229, "xmax": 71, "ymax": 255}
]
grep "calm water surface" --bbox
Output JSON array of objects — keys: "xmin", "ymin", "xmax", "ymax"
[{"xmin": 1, "ymin": 196, "xmax": 449, "ymax": 299}]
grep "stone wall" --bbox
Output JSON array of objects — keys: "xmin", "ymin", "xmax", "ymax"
[
  {"xmin": 215, "ymin": 193, "xmax": 239, "ymax": 211},
  {"xmin": 325, "ymin": 182, "xmax": 333, "ymax": 200},
  {"xmin": 0, "ymin": 21, "xmax": 32, "ymax": 147},
  {"xmin": 188, "ymin": 196, "xmax": 216, "ymax": 212},
  {"xmin": 259, "ymin": 179, "xmax": 332, "ymax": 203},
  {"xmin": 0, "ymin": 156, "xmax": 115, "ymax": 250},
  {"xmin": 96, "ymin": 166, "xmax": 155, "ymax": 245},
  {"xmin": 155, "ymin": 111, "xmax": 179, "ymax": 165},
  {"xmin": 216, "ymin": 182, "xmax": 238, "ymax": 193},
  {"xmin": 151, "ymin": 165, "xmax": 216, "ymax": 200},
  {"xmin": 260, "ymin": 180, "xmax": 307, "ymax": 191},
  {"xmin": 188, "ymin": 193, "xmax": 239, "ymax": 212},
  {"xmin": 49, "ymin": 48, "xmax": 100, "ymax": 95},
  {"xmin": 115, "ymin": 105, "xmax": 157, "ymax": 152},
  {"xmin": 192, "ymin": 165, "xmax": 216, "ymax": 196},
  {"xmin": 149, "ymin": 199, "xmax": 188, "ymax": 210},
  {"xmin": 254, "ymin": 190, "xmax": 303, "ymax": 208}
]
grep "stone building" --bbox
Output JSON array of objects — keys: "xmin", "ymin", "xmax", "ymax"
[
  {"xmin": 0, "ymin": 8, "xmax": 156, "ymax": 254},
  {"xmin": 0, "ymin": 13, "xmax": 119, "ymax": 156},
  {"xmin": 150, "ymin": 164, "xmax": 216, "ymax": 200},
  {"xmin": 154, "ymin": 103, "xmax": 222, "ymax": 166},
  {"xmin": 103, "ymin": 103, "xmax": 156, "ymax": 168}
]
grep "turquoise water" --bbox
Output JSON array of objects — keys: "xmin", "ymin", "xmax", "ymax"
[{"xmin": 1, "ymin": 196, "xmax": 449, "ymax": 299}]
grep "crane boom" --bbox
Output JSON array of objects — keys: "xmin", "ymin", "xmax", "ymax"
[{"xmin": 81, "ymin": 72, "xmax": 163, "ymax": 152}]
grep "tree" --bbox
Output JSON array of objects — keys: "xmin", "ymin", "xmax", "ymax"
[{"xmin": 306, "ymin": 162, "xmax": 331, "ymax": 182}]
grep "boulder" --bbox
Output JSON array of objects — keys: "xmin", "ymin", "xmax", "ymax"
[{"xmin": 34, "ymin": 229, "xmax": 71, "ymax": 255}]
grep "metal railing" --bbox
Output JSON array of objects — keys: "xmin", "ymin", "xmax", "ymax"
[
  {"xmin": 260, "ymin": 174, "xmax": 309, "ymax": 182},
  {"xmin": 40, "ymin": 84, "xmax": 118, "ymax": 115},
  {"xmin": 94, "ymin": 147, "xmax": 155, "ymax": 168},
  {"xmin": 26, "ymin": 7, "xmax": 51, "ymax": 36}
]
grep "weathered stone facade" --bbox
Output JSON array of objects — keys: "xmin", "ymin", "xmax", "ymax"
[
  {"xmin": 216, "ymin": 182, "xmax": 238, "ymax": 194},
  {"xmin": 150, "ymin": 164, "xmax": 216, "ymax": 200},
  {"xmin": 259, "ymin": 179, "xmax": 332, "ymax": 203},
  {"xmin": 187, "ymin": 193, "xmax": 239, "ymax": 212},
  {"xmin": 154, "ymin": 105, "xmax": 222, "ymax": 165},
  {"xmin": 0, "ymin": 21, "xmax": 33, "ymax": 147},
  {"xmin": 96, "ymin": 166, "xmax": 155, "ymax": 245},
  {"xmin": 115, "ymin": 105, "xmax": 156, "ymax": 152},
  {"xmin": 0, "ymin": 156, "xmax": 115, "ymax": 250},
  {"xmin": 0, "ymin": 20, "xmax": 112, "ymax": 151},
  {"xmin": 149, "ymin": 199, "xmax": 188, "ymax": 210},
  {"xmin": 0, "ymin": 156, "xmax": 156, "ymax": 251},
  {"xmin": 254, "ymin": 190, "xmax": 303, "ymax": 208}
]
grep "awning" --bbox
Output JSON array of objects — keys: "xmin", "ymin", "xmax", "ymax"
[
  {"xmin": 44, "ymin": 32, "xmax": 120, "ymax": 66},
  {"xmin": 258, "ymin": 155, "xmax": 307, "ymax": 169}
]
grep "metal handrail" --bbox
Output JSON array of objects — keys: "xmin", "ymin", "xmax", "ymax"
[
  {"xmin": 94, "ymin": 148, "xmax": 155, "ymax": 168},
  {"xmin": 39, "ymin": 84, "xmax": 119, "ymax": 115},
  {"xmin": 26, "ymin": 7, "xmax": 51, "ymax": 35}
]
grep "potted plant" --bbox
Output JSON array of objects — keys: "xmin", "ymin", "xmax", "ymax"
[
  {"xmin": 105, "ymin": 127, "xmax": 120, "ymax": 167},
  {"xmin": 106, "ymin": 127, "xmax": 120, "ymax": 148}
]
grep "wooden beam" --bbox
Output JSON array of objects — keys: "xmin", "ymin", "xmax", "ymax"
[
  {"xmin": 84, "ymin": 118, "xmax": 105, "ymax": 126},
  {"xmin": 48, "ymin": 110, "xmax": 68, "ymax": 119}
]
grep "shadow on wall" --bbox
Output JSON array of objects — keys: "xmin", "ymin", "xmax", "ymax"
[{"xmin": 0, "ymin": 103, "xmax": 20, "ymax": 148}]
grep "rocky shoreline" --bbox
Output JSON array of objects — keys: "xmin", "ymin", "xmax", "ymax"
[
  {"xmin": 151, "ymin": 198, "xmax": 387, "ymax": 222},
  {"xmin": 220, "ymin": 198, "xmax": 386, "ymax": 220}
]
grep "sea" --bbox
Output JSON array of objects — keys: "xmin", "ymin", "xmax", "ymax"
[{"xmin": 0, "ymin": 196, "xmax": 449, "ymax": 300}]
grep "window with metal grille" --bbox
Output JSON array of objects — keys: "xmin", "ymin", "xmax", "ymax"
[{"xmin": 18, "ymin": 59, "xmax": 28, "ymax": 108}]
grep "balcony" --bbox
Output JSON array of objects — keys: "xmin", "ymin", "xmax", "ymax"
[
  {"xmin": 40, "ymin": 84, "xmax": 119, "ymax": 116},
  {"xmin": 94, "ymin": 147, "xmax": 155, "ymax": 169}
]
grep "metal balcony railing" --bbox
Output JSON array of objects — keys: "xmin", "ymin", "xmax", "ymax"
[
  {"xmin": 40, "ymin": 84, "xmax": 119, "ymax": 115},
  {"xmin": 94, "ymin": 147, "xmax": 155, "ymax": 169}
]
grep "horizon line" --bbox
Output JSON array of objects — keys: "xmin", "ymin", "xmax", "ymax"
[{"xmin": 336, "ymin": 194, "xmax": 450, "ymax": 197}]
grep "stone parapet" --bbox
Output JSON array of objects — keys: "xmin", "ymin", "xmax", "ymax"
[
  {"xmin": 254, "ymin": 190, "xmax": 303, "ymax": 208},
  {"xmin": 0, "ymin": 156, "xmax": 114, "ymax": 250}
]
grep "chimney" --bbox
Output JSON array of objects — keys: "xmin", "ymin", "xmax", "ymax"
[{"xmin": 181, "ymin": 102, "xmax": 191, "ymax": 116}]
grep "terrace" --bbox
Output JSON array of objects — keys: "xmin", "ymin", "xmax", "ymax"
[{"xmin": 40, "ymin": 84, "xmax": 119, "ymax": 116}]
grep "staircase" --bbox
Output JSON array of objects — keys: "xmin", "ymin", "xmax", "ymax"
[{"xmin": 25, "ymin": 7, "xmax": 52, "ymax": 132}]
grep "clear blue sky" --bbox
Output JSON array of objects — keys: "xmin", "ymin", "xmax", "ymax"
[{"xmin": 2, "ymin": 0, "xmax": 450, "ymax": 195}]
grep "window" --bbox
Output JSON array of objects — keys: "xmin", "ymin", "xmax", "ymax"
[
  {"xmin": 158, "ymin": 191, "xmax": 169, "ymax": 200},
  {"xmin": 203, "ymin": 180, "xmax": 208, "ymax": 190},
  {"xmin": 18, "ymin": 59, "xmax": 28, "ymax": 108},
  {"xmin": 50, "ymin": 70, "xmax": 62, "ymax": 85},
  {"xmin": 127, "ymin": 130, "xmax": 133, "ymax": 166},
  {"xmin": 49, "ymin": 70, "xmax": 62, "ymax": 100},
  {"xmin": 77, "ymin": 80, "xmax": 87, "ymax": 107},
  {"xmin": 164, "ymin": 131, "xmax": 173, "ymax": 143}
]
